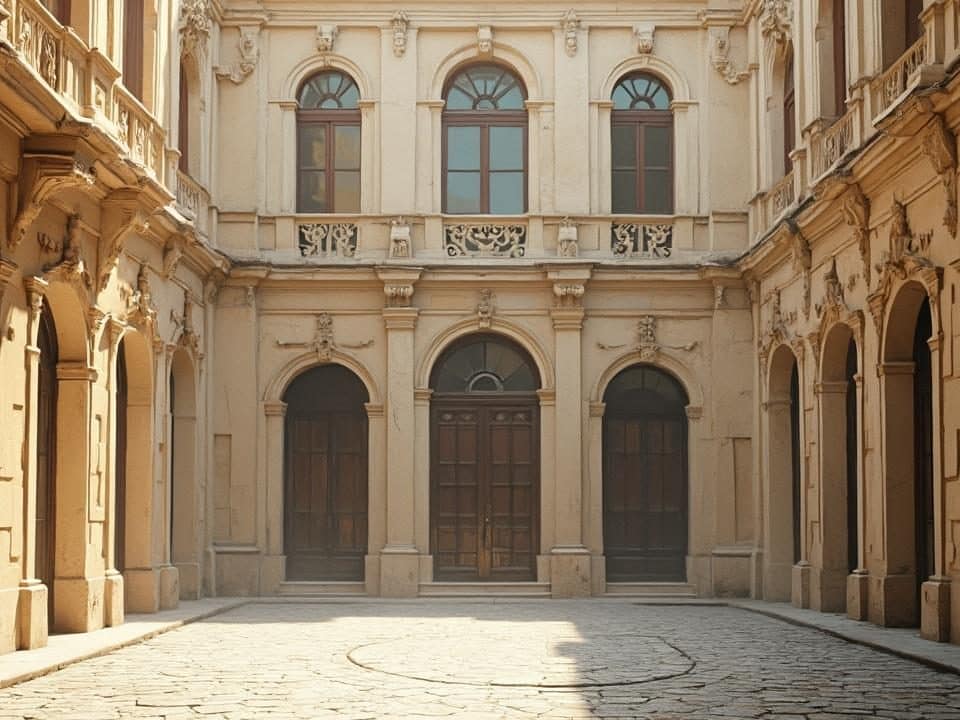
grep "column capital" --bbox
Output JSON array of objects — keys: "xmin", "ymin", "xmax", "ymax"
[
  {"xmin": 383, "ymin": 306, "xmax": 419, "ymax": 329},
  {"xmin": 263, "ymin": 400, "xmax": 288, "ymax": 417},
  {"xmin": 551, "ymin": 307, "xmax": 584, "ymax": 330},
  {"xmin": 815, "ymin": 380, "xmax": 848, "ymax": 395},
  {"xmin": 877, "ymin": 361, "xmax": 915, "ymax": 377},
  {"xmin": 364, "ymin": 402, "xmax": 385, "ymax": 418},
  {"xmin": 589, "ymin": 401, "xmax": 605, "ymax": 417},
  {"xmin": 537, "ymin": 388, "xmax": 556, "ymax": 406},
  {"xmin": 57, "ymin": 361, "xmax": 98, "ymax": 382},
  {"xmin": 685, "ymin": 405, "xmax": 703, "ymax": 420},
  {"xmin": 414, "ymin": 388, "xmax": 433, "ymax": 405}
]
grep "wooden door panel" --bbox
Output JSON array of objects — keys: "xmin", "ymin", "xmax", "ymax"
[{"xmin": 432, "ymin": 409, "xmax": 481, "ymax": 578}]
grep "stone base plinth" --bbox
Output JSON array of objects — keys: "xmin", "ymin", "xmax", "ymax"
[
  {"xmin": 550, "ymin": 547, "xmax": 591, "ymax": 598},
  {"xmin": 811, "ymin": 566, "xmax": 846, "ymax": 613},
  {"xmin": 54, "ymin": 577, "xmax": 104, "ymax": 633},
  {"xmin": 158, "ymin": 566, "xmax": 180, "ymax": 610},
  {"xmin": 379, "ymin": 547, "xmax": 420, "ymax": 598},
  {"xmin": 16, "ymin": 581, "xmax": 47, "ymax": 650},
  {"xmin": 590, "ymin": 555, "xmax": 606, "ymax": 596},
  {"xmin": 869, "ymin": 572, "xmax": 918, "ymax": 627},
  {"xmin": 103, "ymin": 572, "xmax": 124, "ymax": 627},
  {"xmin": 124, "ymin": 568, "xmax": 160, "ymax": 613},
  {"xmin": 846, "ymin": 570, "xmax": 869, "ymax": 620},
  {"xmin": 921, "ymin": 577, "xmax": 951, "ymax": 642},
  {"xmin": 175, "ymin": 562, "xmax": 201, "ymax": 600},
  {"xmin": 259, "ymin": 555, "xmax": 285, "ymax": 596},
  {"xmin": 364, "ymin": 554, "xmax": 381, "ymax": 595},
  {"xmin": 791, "ymin": 562, "xmax": 811, "ymax": 609}
]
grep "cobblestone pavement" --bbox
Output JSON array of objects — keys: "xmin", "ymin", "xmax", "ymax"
[{"xmin": 2, "ymin": 601, "xmax": 959, "ymax": 719}]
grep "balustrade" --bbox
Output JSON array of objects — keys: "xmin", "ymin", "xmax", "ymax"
[{"xmin": 871, "ymin": 35, "xmax": 930, "ymax": 120}]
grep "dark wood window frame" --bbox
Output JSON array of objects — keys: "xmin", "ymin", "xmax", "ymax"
[
  {"xmin": 832, "ymin": 0, "xmax": 847, "ymax": 118},
  {"xmin": 123, "ymin": 0, "xmax": 144, "ymax": 101},
  {"xmin": 178, "ymin": 64, "xmax": 190, "ymax": 174},
  {"xmin": 784, "ymin": 53, "xmax": 796, "ymax": 174},
  {"xmin": 441, "ymin": 112, "xmax": 528, "ymax": 215},
  {"xmin": 611, "ymin": 110, "xmax": 674, "ymax": 215},
  {"xmin": 296, "ymin": 109, "xmax": 362, "ymax": 213}
]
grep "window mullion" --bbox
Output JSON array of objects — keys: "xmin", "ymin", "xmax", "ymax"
[
  {"xmin": 636, "ymin": 123, "xmax": 644, "ymax": 214},
  {"xmin": 327, "ymin": 123, "xmax": 335, "ymax": 213},
  {"xmin": 481, "ymin": 123, "xmax": 490, "ymax": 214}
]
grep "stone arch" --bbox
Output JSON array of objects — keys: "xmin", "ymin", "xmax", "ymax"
[
  {"xmin": 599, "ymin": 55, "xmax": 691, "ymax": 103},
  {"xmin": 41, "ymin": 281, "xmax": 89, "ymax": 365},
  {"xmin": 115, "ymin": 327, "xmax": 161, "ymax": 613},
  {"xmin": 591, "ymin": 350, "xmax": 703, "ymax": 411},
  {"xmin": 430, "ymin": 43, "xmax": 543, "ymax": 100},
  {"xmin": 879, "ymin": 279, "xmax": 935, "ymax": 627},
  {"xmin": 815, "ymin": 321, "xmax": 860, "ymax": 612},
  {"xmin": 767, "ymin": 40, "xmax": 795, "ymax": 181},
  {"xmin": 177, "ymin": 51, "xmax": 204, "ymax": 177},
  {"xmin": 283, "ymin": 55, "xmax": 373, "ymax": 101},
  {"xmin": 265, "ymin": 350, "xmax": 382, "ymax": 406},
  {"xmin": 764, "ymin": 342, "xmax": 801, "ymax": 602},
  {"xmin": 417, "ymin": 318, "xmax": 554, "ymax": 391},
  {"xmin": 169, "ymin": 348, "xmax": 198, "ymax": 602}
]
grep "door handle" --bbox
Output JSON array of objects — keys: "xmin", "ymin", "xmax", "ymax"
[{"xmin": 484, "ymin": 503, "xmax": 492, "ymax": 539}]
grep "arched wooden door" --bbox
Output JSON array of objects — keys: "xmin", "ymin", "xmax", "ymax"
[
  {"xmin": 913, "ymin": 300, "xmax": 934, "ymax": 603},
  {"xmin": 603, "ymin": 365, "xmax": 688, "ymax": 582},
  {"xmin": 283, "ymin": 365, "xmax": 369, "ymax": 581},
  {"xmin": 36, "ymin": 305, "xmax": 58, "ymax": 620},
  {"xmin": 430, "ymin": 335, "xmax": 540, "ymax": 581}
]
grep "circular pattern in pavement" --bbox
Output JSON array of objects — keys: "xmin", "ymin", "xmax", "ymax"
[{"xmin": 347, "ymin": 627, "xmax": 694, "ymax": 688}]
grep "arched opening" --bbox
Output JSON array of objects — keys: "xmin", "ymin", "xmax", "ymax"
[
  {"xmin": 429, "ymin": 334, "xmax": 540, "ymax": 581},
  {"xmin": 783, "ymin": 50, "xmax": 796, "ymax": 174},
  {"xmin": 882, "ymin": 282, "xmax": 934, "ymax": 626},
  {"xmin": 114, "ymin": 341, "xmax": 127, "ymax": 575},
  {"xmin": 602, "ymin": 365, "xmax": 688, "ymax": 582},
  {"xmin": 296, "ymin": 70, "xmax": 361, "ymax": 213},
  {"xmin": 818, "ymin": 0, "xmax": 848, "ymax": 119},
  {"xmin": 169, "ymin": 350, "xmax": 198, "ymax": 599},
  {"xmin": 36, "ymin": 303, "xmax": 58, "ymax": 626},
  {"xmin": 283, "ymin": 364, "xmax": 369, "ymax": 581},
  {"xmin": 817, "ymin": 324, "xmax": 859, "ymax": 611},
  {"xmin": 442, "ymin": 63, "xmax": 528, "ymax": 214},
  {"xmin": 610, "ymin": 72, "xmax": 674, "ymax": 215},
  {"xmin": 765, "ymin": 344, "xmax": 801, "ymax": 601}
]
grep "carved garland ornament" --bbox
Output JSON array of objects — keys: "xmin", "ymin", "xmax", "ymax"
[
  {"xmin": 709, "ymin": 26, "xmax": 750, "ymax": 85},
  {"xmin": 179, "ymin": 0, "xmax": 211, "ymax": 57},
  {"xmin": 445, "ymin": 224, "xmax": 526, "ymax": 258},
  {"xmin": 215, "ymin": 26, "xmax": 259, "ymax": 84},
  {"xmin": 276, "ymin": 313, "xmax": 373, "ymax": 363},
  {"xmin": 392, "ymin": 11, "xmax": 409, "ymax": 57},
  {"xmin": 598, "ymin": 316, "xmax": 698, "ymax": 359},
  {"xmin": 562, "ymin": 10, "xmax": 580, "ymax": 57}
]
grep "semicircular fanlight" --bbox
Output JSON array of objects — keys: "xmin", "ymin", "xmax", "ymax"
[
  {"xmin": 298, "ymin": 70, "xmax": 360, "ymax": 110},
  {"xmin": 432, "ymin": 336, "xmax": 538, "ymax": 393}
]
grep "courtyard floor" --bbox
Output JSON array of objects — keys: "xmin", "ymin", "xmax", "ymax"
[{"xmin": 1, "ymin": 600, "xmax": 959, "ymax": 719}]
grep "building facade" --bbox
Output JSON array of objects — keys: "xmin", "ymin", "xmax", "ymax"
[{"xmin": 2, "ymin": 0, "xmax": 960, "ymax": 655}]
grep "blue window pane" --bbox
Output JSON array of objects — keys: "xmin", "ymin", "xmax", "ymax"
[
  {"xmin": 489, "ymin": 172, "xmax": 524, "ymax": 214},
  {"xmin": 489, "ymin": 126, "xmax": 523, "ymax": 171},
  {"xmin": 447, "ymin": 126, "xmax": 481, "ymax": 170},
  {"xmin": 447, "ymin": 172, "xmax": 481, "ymax": 213}
]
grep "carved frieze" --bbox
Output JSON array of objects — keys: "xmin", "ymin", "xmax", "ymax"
[
  {"xmin": 179, "ymin": 0, "xmax": 211, "ymax": 57},
  {"xmin": 562, "ymin": 10, "xmax": 580, "ymax": 57},
  {"xmin": 299, "ymin": 223, "xmax": 358, "ymax": 258},
  {"xmin": 611, "ymin": 223, "xmax": 672, "ymax": 258},
  {"xmin": 445, "ymin": 224, "xmax": 526, "ymax": 258},
  {"xmin": 276, "ymin": 313, "xmax": 373, "ymax": 363},
  {"xmin": 215, "ymin": 26, "xmax": 259, "ymax": 84},
  {"xmin": 391, "ymin": 11, "xmax": 409, "ymax": 57}
]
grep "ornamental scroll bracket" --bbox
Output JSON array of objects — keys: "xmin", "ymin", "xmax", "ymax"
[
  {"xmin": 597, "ymin": 315, "xmax": 698, "ymax": 360},
  {"xmin": 215, "ymin": 26, "xmax": 259, "ymax": 84},
  {"xmin": 9, "ymin": 154, "xmax": 95, "ymax": 250},
  {"xmin": 633, "ymin": 23, "xmax": 655, "ymax": 55},
  {"xmin": 841, "ymin": 183, "xmax": 871, "ymax": 285},
  {"xmin": 275, "ymin": 313, "xmax": 373, "ymax": 363},
  {"xmin": 709, "ymin": 26, "xmax": 750, "ymax": 85},
  {"xmin": 919, "ymin": 113, "xmax": 958, "ymax": 238}
]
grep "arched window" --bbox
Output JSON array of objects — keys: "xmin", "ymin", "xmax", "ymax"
[
  {"xmin": 442, "ymin": 64, "xmax": 527, "ymax": 215},
  {"xmin": 296, "ymin": 70, "xmax": 361, "ymax": 213},
  {"xmin": 783, "ymin": 52, "xmax": 796, "ymax": 173},
  {"xmin": 830, "ymin": 0, "xmax": 848, "ymax": 118},
  {"xmin": 611, "ymin": 73, "xmax": 673, "ymax": 214}
]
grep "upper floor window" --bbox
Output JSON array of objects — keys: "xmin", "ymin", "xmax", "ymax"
[
  {"xmin": 881, "ymin": 0, "xmax": 924, "ymax": 69},
  {"xmin": 178, "ymin": 64, "xmax": 190, "ymax": 174},
  {"xmin": 611, "ymin": 72, "xmax": 673, "ymax": 214},
  {"xmin": 831, "ymin": 0, "xmax": 847, "ymax": 117},
  {"xmin": 296, "ymin": 70, "xmax": 361, "ymax": 213},
  {"xmin": 442, "ymin": 64, "xmax": 527, "ymax": 215},
  {"xmin": 784, "ymin": 52, "xmax": 796, "ymax": 173},
  {"xmin": 41, "ymin": 0, "xmax": 70, "ymax": 25},
  {"xmin": 123, "ymin": 0, "xmax": 144, "ymax": 99}
]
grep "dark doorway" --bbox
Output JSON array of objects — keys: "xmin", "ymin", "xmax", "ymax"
[
  {"xmin": 603, "ymin": 365, "xmax": 688, "ymax": 582},
  {"xmin": 430, "ymin": 335, "xmax": 540, "ymax": 581},
  {"xmin": 845, "ymin": 340, "xmax": 859, "ymax": 573},
  {"xmin": 790, "ymin": 363, "xmax": 802, "ymax": 565},
  {"xmin": 914, "ymin": 300, "xmax": 934, "ymax": 608},
  {"xmin": 36, "ymin": 304, "xmax": 58, "ymax": 624},
  {"xmin": 115, "ymin": 342, "xmax": 128, "ymax": 573},
  {"xmin": 283, "ymin": 365, "xmax": 369, "ymax": 581}
]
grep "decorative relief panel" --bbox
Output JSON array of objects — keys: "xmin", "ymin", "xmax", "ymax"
[
  {"xmin": 445, "ymin": 224, "xmax": 526, "ymax": 258},
  {"xmin": 611, "ymin": 223, "xmax": 672, "ymax": 258},
  {"xmin": 17, "ymin": 4, "xmax": 60, "ymax": 88},
  {"xmin": 298, "ymin": 223, "xmax": 358, "ymax": 258}
]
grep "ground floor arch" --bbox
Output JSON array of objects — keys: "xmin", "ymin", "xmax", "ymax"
[
  {"xmin": 170, "ymin": 349, "xmax": 199, "ymax": 599},
  {"xmin": 601, "ymin": 364, "xmax": 689, "ymax": 582},
  {"xmin": 35, "ymin": 302, "xmax": 58, "ymax": 627},
  {"xmin": 429, "ymin": 334, "xmax": 541, "ymax": 581},
  {"xmin": 283, "ymin": 363, "xmax": 370, "ymax": 581}
]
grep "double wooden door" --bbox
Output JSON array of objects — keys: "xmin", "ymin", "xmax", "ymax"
[
  {"xmin": 284, "ymin": 369, "xmax": 368, "ymax": 581},
  {"xmin": 603, "ymin": 411, "xmax": 687, "ymax": 582},
  {"xmin": 431, "ymin": 398, "xmax": 538, "ymax": 581}
]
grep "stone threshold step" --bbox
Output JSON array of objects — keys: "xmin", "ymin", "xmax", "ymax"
[
  {"xmin": 604, "ymin": 582, "xmax": 697, "ymax": 597},
  {"xmin": 419, "ymin": 582, "xmax": 552, "ymax": 597},
  {"xmin": 276, "ymin": 581, "xmax": 366, "ymax": 596}
]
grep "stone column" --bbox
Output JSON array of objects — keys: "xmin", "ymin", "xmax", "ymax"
[
  {"xmin": 260, "ymin": 400, "xmax": 287, "ymax": 594},
  {"xmin": 548, "ymin": 271, "xmax": 591, "ymax": 597},
  {"xmin": 413, "ymin": 389, "xmax": 432, "ymax": 582},
  {"xmin": 378, "ymin": 268, "xmax": 422, "ymax": 597},
  {"xmin": 586, "ymin": 401, "xmax": 605, "ymax": 595},
  {"xmin": 791, "ymin": 341, "xmax": 811, "ymax": 610},
  {"xmin": 103, "ymin": 318, "xmax": 126, "ymax": 627},
  {"xmin": 813, "ymin": 380, "xmax": 849, "ymax": 613},
  {"xmin": 364, "ymin": 402, "xmax": 386, "ymax": 595},
  {"xmin": 17, "ymin": 278, "xmax": 48, "ymax": 648},
  {"xmin": 156, "ymin": 342, "xmax": 179, "ymax": 611},
  {"xmin": 847, "ymin": 371, "xmax": 870, "ymax": 620}
]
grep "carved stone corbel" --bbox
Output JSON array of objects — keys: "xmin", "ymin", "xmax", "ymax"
[
  {"xmin": 787, "ymin": 220, "xmax": 811, "ymax": 318},
  {"xmin": 0, "ymin": 257, "xmax": 18, "ymax": 298},
  {"xmin": 553, "ymin": 282, "xmax": 585, "ymax": 308},
  {"xmin": 709, "ymin": 26, "xmax": 750, "ymax": 85},
  {"xmin": 760, "ymin": 0, "xmax": 792, "ymax": 45},
  {"xmin": 919, "ymin": 114, "xmax": 958, "ymax": 237},
  {"xmin": 98, "ymin": 190, "xmax": 150, "ymax": 292},
  {"xmin": 43, "ymin": 213, "xmax": 91, "ymax": 291},
  {"xmin": 215, "ymin": 26, "xmax": 259, "ymax": 84},
  {"xmin": 841, "ymin": 184, "xmax": 871, "ymax": 285},
  {"xmin": 9, "ymin": 155, "xmax": 95, "ymax": 250},
  {"xmin": 179, "ymin": 0, "xmax": 211, "ymax": 57},
  {"xmin": 477, "ymin": 288, "xmax": 494, "ymax": 328},
  {"xmin": 87, "ymin": 306, "xmax": 108, "ymax": 358},
  {"xmin": 384, "ymin": 284, "xmax": 414, "ymax": 308},
  {"xmin": 317, "ymin": 24, "xmax": 338, "ymax": 54},
  {"xmin": 477, "ymin": 25, "xmax": 493, "ymax": 55},
  {"xmin": 633, "ymin": 23, "xmax": 655, "ymax": 54},
  {"xmin": 391, "ymin": 11, "xmax": 409, "ymax": 57},
  {"xmin": 562, "ymin": 10, "xmax": 580, "ymax": 57},
  {"xmin": 162, "ymin": 236, "xmax": 186, "ymax": 279}
]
